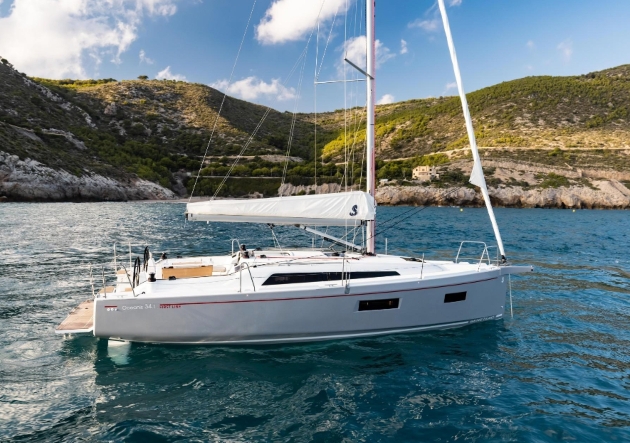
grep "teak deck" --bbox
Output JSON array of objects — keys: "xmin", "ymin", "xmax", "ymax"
[
  {"xmin": 162, "ymin": 265, "xmax": 214, "ymax": 279},
  {"xmin": 56, "ymin": 299, "xmax": 94, "ymax": 334}
]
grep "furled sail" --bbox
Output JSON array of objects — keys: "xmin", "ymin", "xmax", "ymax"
[
  {"xmin": 438, "ymin": 0, "xmax": 506, "ymax": 259},
  {"xmin": 186, "ymin": 191, "xmax": 375, "ymax": 226}
]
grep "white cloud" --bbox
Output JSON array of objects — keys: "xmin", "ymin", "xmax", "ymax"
[
  {"xmin": 444, "ymin": 81, "xmax": 457, "ymax": 94},
  {"xmin": 408, "ymin": 17, "xmax": 440, "ymax": 32},
  {"xmin": 139, "ymin": 49, "xmax": 154, "ymax": 64},
  {"xmin": 557, "ymin": 39, "xmax": 573, "ymax": 62},
  {"xmin": 0, "ymin": 0, "xmax": 179, "ymax": 79},
  {"xmin": 156, "ymin": 65, "xmax": 186, "ymax": 81},
  {"xmin": 377, "ymin": 94, "xmax": 395, "ymax": 105},
  {"xmin": 400, "ymin": 39, "xmax": 408, "ymax": 55},
  {"xmin": 256, "ymin": 0, "xmax": 350, "ymax": 45},
  {"xmin": 526, "ymin": 40, "xmax": 535, "ymax": 50},
  {"xmin": 341, "ymin": 35, "xmax": 394, "ymax": 75},
  {"xmin": 410, "ymin": 1, "xmax": 459, "ymax": 34},
  {"xmin": 525, "ymin": 64, "xmax": 534, "ymax": 71},
  {"xmin": 211, "ymin": 76, "xmax": 296, "ymax": 102}
]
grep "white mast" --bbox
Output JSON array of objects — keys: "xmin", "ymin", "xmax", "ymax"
[
  {"xmin": 437, "ymin": 0, "xmax": 506, "ymax": 260},
  {"xmin": 366, "ymin": 0, "xmax": 376, "ymax": 254}
]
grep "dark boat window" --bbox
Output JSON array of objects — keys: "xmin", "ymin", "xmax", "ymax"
[
  {"xmin": 262, "ymin": 271, "xmax": 399, "ymax": 286},
  {"xmin": 444, "ymin": 291, "xmax": 467, "ymax": 303},
  {"xmin": 359, "ymin": 298, "xmax": 400, "ymax": 311}
]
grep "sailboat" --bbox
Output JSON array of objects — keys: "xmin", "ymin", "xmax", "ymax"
[{"xmin": 56, "ymin": 0, "xmax": 532, "ymax": 344}]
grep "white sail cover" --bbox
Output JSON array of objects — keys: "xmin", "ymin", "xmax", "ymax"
[{"xmin": 186, "ymin": 191, "xmax": 375, "ymax": 226}]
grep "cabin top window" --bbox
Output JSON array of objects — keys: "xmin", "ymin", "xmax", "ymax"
[{"xmin": 262, "ymin": 271, "xmax": 399, "ymax": 286}]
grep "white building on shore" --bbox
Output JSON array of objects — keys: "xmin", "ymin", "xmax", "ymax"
[{"xmin": 412, "ymin": 165, "xmax": 439, "ymax": 182}]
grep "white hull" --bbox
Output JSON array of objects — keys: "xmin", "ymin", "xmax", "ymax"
[{"xmin": 82, "ymin": 252, "xmax": 530, "ymax": 345}]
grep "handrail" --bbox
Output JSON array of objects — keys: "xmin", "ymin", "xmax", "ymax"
[
  {"xmin": 420, "ymin": 253, "xmax": 425, "ymax": 279},
  {"xmin": 231, "ymin": 239, "xmax": 241, "ymax": 255},
  {"xmin": 89, "ymin": 263, "xmax": 95, "ymax": 298},
  {"xmin": 238, "ymin": 262, "xmax": 256, "ymax": 293},
  {"xmin": 120, "ymin": 263, "xmax": 137, "ymax": 297},
  {"xmin": 455, "ymin": 241, "xmax": 487, "ymax": 263},
  {"xmin": 342, "ymin": 258, "xmax": 351, "ymax": 293},
  {"xmin": 455, "ymin": 241, "xmax": 501, "ymax": 270}
]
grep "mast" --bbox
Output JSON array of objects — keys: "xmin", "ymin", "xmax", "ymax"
[
  {"xmin": 437, "ymin": 0, "xmax": 506, "ymax": 261},
  {"xmin": 366, "ymin": 0, "xmax": 376, "ymax": 254}
]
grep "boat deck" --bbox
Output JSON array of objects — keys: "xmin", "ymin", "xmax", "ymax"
[{"xmin": 55, "ymin": 299, "xmax": 94, "ymax": 334}]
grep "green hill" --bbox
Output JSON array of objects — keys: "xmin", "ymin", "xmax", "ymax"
[
  {"xmin": 1, "ymin": 57, "xmax": 629, "ymax": 200},
  {"xmin": 319, "ymin": 64, "xmax": 630, "ymax": 157}
]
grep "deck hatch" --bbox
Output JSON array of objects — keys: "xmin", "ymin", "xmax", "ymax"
[
  {"xmin": 444, "ymin": 291, "xmax": 467, "ymax": 303},
  {"xmin": 358, "ymin": 298, "xmax": 400, "ymax": 311},
  {"xmin": 262, "ymin": 271, "xmax": 399, "ymax": 286}
]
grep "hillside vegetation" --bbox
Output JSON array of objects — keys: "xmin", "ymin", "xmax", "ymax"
[
  {"xmin": 318, "ymin": 65, "xmax": 630, "ymax": 157},
  {"xmin": 1, "ymin": 57, "xmax": 630, "ymax": 200}
]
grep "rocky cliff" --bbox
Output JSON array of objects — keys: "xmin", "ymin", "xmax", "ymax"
[
  {"xmin": 277, "ymin": 179, "xmax": 630, "ymax": 209},
  {"xmin": 0, "ymin": 151, "xmax": 174, "ymax": 201},
  {"xmin": 375, "ymin": 181, "xmax": 630, "ymax": 209}
]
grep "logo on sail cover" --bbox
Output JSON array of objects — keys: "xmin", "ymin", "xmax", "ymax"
[{"xmin": 349, "ymin": 205, "xmax": 358, "ymax": 216}]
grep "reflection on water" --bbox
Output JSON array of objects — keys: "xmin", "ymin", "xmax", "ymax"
[
  {"xmin": 1, "ymin": 204, "xmax": 629, "ymax": 441},
  {"xmin": 86, "ymin": 325, "xmax": 504, "ymax": 442},
  {"xmin": 107, "ymin": 340, "xmax": 132, "ymax": 366}
]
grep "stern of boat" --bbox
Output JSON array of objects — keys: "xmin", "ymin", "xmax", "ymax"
[{"xmin": 55, "ymin": 299, "xmax": 94, "ymax": 336}]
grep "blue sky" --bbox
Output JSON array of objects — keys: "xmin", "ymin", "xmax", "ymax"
[{"xmin": 1, "ymin": 0, "xmax": 629, "ymax": 112}]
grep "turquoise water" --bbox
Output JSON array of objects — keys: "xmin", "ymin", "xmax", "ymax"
[{"xmin": 1, "ymin": 203, "xmax": 629, "ymax": 442}]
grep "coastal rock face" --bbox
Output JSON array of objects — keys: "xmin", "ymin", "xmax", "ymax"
[
  {"xmin": 375, "ymin": 182, "xmax": 630, "ymax": 209},
  {"xmin": 0, "ymin": 152, "xmax": 175, "ymax": 202},
  {"xmin": 277, "ymin": 180, "xmax": 630, "ymax": 209},
  {"xmin": 376, "ymin": 186, "xmax": 480, "ymax": 206}
]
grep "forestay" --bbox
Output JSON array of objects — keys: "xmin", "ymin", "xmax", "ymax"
[{"xmin": 186, "ymin": 191, "xmax": 375, "ymax": 226}]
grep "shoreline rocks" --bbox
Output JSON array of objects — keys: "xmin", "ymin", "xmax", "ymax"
[
  {"xmin": 375, "ymin": 181, "xmax": 630, "ymax": 209},
  {"xmin": 2, "ymin": 151, "xmax": 629, "ymax": 208},
  {"xmin": 278, "ymin": 180, "xmax": 630, "ymax": 209},
  {"xmin": 0, "ymin": 152, "xmax": 175, "ymax": 202}
]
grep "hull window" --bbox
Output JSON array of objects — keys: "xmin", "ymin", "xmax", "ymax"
[
  {"xmin": 358, "ymin": 298, "xmax": 400, "ymax": 311},
  {"xmin": 262, "ymin": 271, "xmax": 399, "ymax": 286},
  {"xmin": 444, "ymin": 291, "xmax": 467, "ymax": 303}
]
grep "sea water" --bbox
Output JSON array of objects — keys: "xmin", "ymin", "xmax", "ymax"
[{"xmin": 0, "ymin": 203, "xmax": 629, "ymax": 442}]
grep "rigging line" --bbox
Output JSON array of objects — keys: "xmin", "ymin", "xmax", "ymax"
[
  {"xmin": 339, "ymin": 104, "xmax": 366, "ymax": 191},
  {"xmin": 279, "ymin": 22, "xmax": 320, "ymax": 187},
  {"xmin": 314, "ymin": 2, "xmax": 341, "ymax": 186},
  {"xmin": 377, "ymin": 205, "xmax": 426, "ymax": 228},
  {"xmin": 211, "ymin": 107, "xmax": 272, "ymax": 198},
  {"xmin": 312, "ymin": 0, "xmax": 332, "ymax": 183},
  {"xmin": 347, "ymin": 105, "xmax": 366, "ymax": 186},
  {"xmin": 343, "ymin": 0, "xmax": 348, "ymax": 195},
  {"xmin": 376, "ymin": 185, "xmax": 460, "ymax": 229},
  {"xmin": 189, "ymin": 0, "xmax": 258, "ymax": 203},
  {"xmin": 314, "ymin": 16, "xmax": 320, "ymax": 186},
  {"xmin": 357, "ymin": 2, "xmax": 366, "ymax": 190},
  {"xmin": 347, "ymin": 104, "xmax": 367, "ymax": 189},
  {"xmin": 373, "ymin": 206, "xmax": 428, "ymax": 238},
  {"xmin": 212, "ymin": 30, "xmax": 316, "ymax": 199},
  {"xmin": 368, "ymin": 187, "xmax": 463, "ymax": 243},
  {"xmin": 280, "ymin": 58, "xmax": 307, "ymax": 187},
  {"xmin": 281, "ymin": 43, "xmax": 311, "ymax": 188},
  {"xmin": 316, "ymin": 4, "xmax": 340, "ymax": 81}
]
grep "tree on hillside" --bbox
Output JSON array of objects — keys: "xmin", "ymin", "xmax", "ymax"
[{"xmin": 137, "ymin": 75, "xmax": 149, "ymax": 80}]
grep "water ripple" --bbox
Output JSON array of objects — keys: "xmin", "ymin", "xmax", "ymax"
[{"xmin": 1, "ymin": 204, "xmax": 629, "ymax": 442}]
